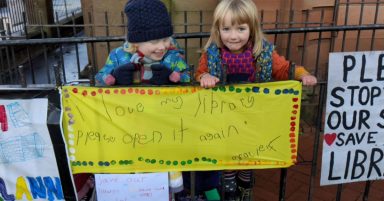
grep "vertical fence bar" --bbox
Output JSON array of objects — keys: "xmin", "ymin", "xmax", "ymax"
[
  {"xmin": 72, "ymin": 12, "xmax": 81, "ymax": 79},
  {"xmin": 362, "ymin": 181, "xmax": 371, "ymax": 201},
  {"xmin": 369, "ymin": 0, "xmax": 380, "ymax": 50},
  {"xmin": 330, "ymin": 0, "xmax": 340, "ymax": 52},
  {"xmin": 40, "ymin": 12, "xmax": 51, "ymax": 84},
  {"xmin": 199, "ymin": 10, "xmax": 203, "ymax": 54},
  {"xmin": 278, "ymin": 168, "xmax": 287, "ymax": 201},
  {"xmin": 314, "ymin": 9, "xmax": 325, "ymax": 78},
  {"xmin": 88, "ymin": 12, "xmax": 96, "ymax": 86},
  {"xmin": 341, "ymin": 0, "xmax": 350, "ymax": 52},
  {"xmin": 18, "ymin": 65, "xmax": 26, "ymax": 87},
  {"xmin": 55, "ymin": 11, "xmax": 67, "ymax": 84},
  {"xmin": 307, "ymin": 83, "xmax": 326, "ymax": 201},
  {"xmin": 274, "ymin": 10, "xmax": 279, "ymax": 45},
  {"xmin": 105, "ymin": 12, "xmax": 111, "ymax": 54},
  {"xmin": 355, "ymin": 0, "xmax": 365, "ymax": 51},
  {"xmin": 285, "ymin": 10, "xmax": 294, "ymax": 59},
  {"xmin": 300, "ymin": 10, "xmax": 309, "ymax": 66},
  {"xmin": 184, "ymin": 11, "xmax": 188, "ymax": 63}
]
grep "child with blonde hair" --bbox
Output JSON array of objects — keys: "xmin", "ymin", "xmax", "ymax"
[{"xmin": 195, "ymin": 0, "xmax": 317, "ymax": 200}]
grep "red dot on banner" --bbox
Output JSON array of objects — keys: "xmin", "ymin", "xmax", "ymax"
[
  {"xmin": 291, "ymin": 116, "xmax": 296, "ymax": 120},
  {"xmin": 135, "ymin": 89, "xmax": 139, "ymax": 94},
  {"xmin": 155, "ymin": 90, "xmax": 160, "ymax": 95},
  {"xmin": 289, "ymin": 133, "xmax": 295, "ymax": 137},
  {"xmin": 291, "ymin": 144, "xmax": 296, "ymax": 148},
  {"xmin": 290, "ymin": 122, "xmax": 296, "ymax": 126},
  {"xmin": 114, "ymin": 89, "xmax": 119, "ymax": 94},
  {"xmin": 148, "ymin": 89, "xmax": 153, "ymax": 95},
  {"xmin": 184, "ymin": 89, "xmax": 189, "ymax": 93},
  {"xmin": 293, "ymin": 104, "xmax": 299, "ymax": 109},
  {"xmin": 91, "ymin": 91, "xmax": 96, "ymax": 96},
  {"xmin": 290, "ymin": 127, "xmax": 295, "ymax": 131},
  {"xmin": 292, "ymin": 110, "xmax": 297, "ymax": 114},
  {"xmin": 290, "ymin": 138, "xmax": 296, "ymax": 143},
  {"xmin": 72, "ymin": 88, "xmax": 78, "ymax": 93},
  {"xmin": 128, "ymin": 88, "xmax": 133, "ymax": 93},
  {"xmin": 291, "ymin": 155, "xmax": 297, "ymax": 159},
  {"xmin": 292, "ymin": 98, "xmax": 298, "ymax": 102},
  {"xmin": 121, "ymin": 89, "xmax": 126, "ymax": 94},
  {"xmin": 140, "ymin": 89, "xmax": 145, "ymax": 95},
  {"xmin": 191, "ymin": 88, "xmax": 196, "ymax": 93},
  {"xmin": 98, "ymin": 89, "xmax": 103, "ymax": 94},
  {"xmin": 291, "ymin": 149, "xmax": 297, "ymax": 153},
  {"xmin": 82, "ymin": 90, "xmax": 87, "ymax": 96},
  {"xmin": 105, "ymin": 90, "xmax": 110, "ymax": 94}
]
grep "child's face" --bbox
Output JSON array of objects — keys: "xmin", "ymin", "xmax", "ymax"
[
  {"xmin": 136, "ymin": 37, "xmax": 171, "ymax": 61},
  {"xmin": 219, "ymin": 13, "xmax": 250, "ymax": 53}
]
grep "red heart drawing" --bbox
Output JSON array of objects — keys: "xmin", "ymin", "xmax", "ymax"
[{"xmin": 324, "ymin": 133, "xmax": 337, "ymax": 146}]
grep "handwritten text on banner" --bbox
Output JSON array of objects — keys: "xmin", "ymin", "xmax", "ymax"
[{"xmin": 61, "ymin": 81, "xmax": 302, "ymax": 173}]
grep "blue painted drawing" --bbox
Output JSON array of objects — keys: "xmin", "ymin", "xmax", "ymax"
[
  {"xmin": 0, "ymin": 132, "xmax": 45, "ymax": 164},
  {"xmin": 6, "ymin": 102, "xmax": 31, "ymax": 128}
]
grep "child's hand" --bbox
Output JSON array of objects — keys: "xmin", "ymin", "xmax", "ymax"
[
  {"xmin": 200, "ymin": 73, "xmax": 220, "ymax": 88},
  {"xmin": 150, "ymin": 64, "xmax": 172, "ymax": 85},
  {"xmin": 169, "ymin": 71, "xmax": 181, "ymax": 83},
  {"xmin": 301, "ymin": 75, "xmax": 317, "ymax": 86},
  {"xmin": 112, "ymin": 63, "xmax": 135, "ymax": 85}
]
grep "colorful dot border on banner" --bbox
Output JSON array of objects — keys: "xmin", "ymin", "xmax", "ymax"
[
  {"xmin": 70, "ymin": 157, "xmax": 288, "ymax": 167},
  {"xmin": 63, "ymin": 85, "xmax": 300, "ymax": 166},
  {"xmin": 68, "ymin": 85, "xmax": 300, "ymax": 97}
]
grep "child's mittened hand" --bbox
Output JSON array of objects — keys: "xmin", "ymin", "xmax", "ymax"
[
  {"xmin": 200, "ymin": 73, "xmax": 220, "ymax": 88},
  {"xmin": 150, "ymin": 64, "xmax": 173, "ymax": 85},
  {"xmin": 111, "ymin": 63, "xmax": 136, "ymax": 85},
  {"xmin": 169, "ymin": 71, "xmax": 181, "ymax": 83},
  {"xmin": 103, "ymin": 74, "xmax": 116, "ymax": 86},
  {"xmin": 301, "ymin": 75, "xmax": 317, "ymax": 86}
]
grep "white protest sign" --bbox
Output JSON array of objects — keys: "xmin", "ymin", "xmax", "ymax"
[
  {"xmin": 95, "ymin": 173, "xmax": 169, "ymax": 201},
  {"xmin": 0, "ymin": 99, "xmax": 64, "ymax": 200},
  {"xmin": 321, "ymin": 51, "xmax": 384, "ymax": 186}
]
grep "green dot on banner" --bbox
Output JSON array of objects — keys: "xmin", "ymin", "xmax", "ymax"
[
  {"xmin": 194, "ymin": 158, "xmax": 199, "ymax": 162},
  {"xmin": 159, "ymin": 160, "xmax": 164, "ymax": 164},
  {"xmin": 145, "ymin": 159, "xmax": 151, "ymax": 163},
  {"xmin": 111, "ymin": 160, "xmax": 116, "ymax": 165},
  {"xmin": 138, "ymin": 157, "xmax": 144, "ymax": 161},
  {"xmin": 128, "ymin": 160, "xmax": 133, "ymax": 164},
  {"xmin": 173, "ymin": 161, "xmax": 178, "ymax": 166},
  {"xmin": 219, "ymin": 86, "xmax": 226, "ymax": 92},
  {"xmin": 181, "ymin": 161, "xmax": 186, "ymax": 166},
  {"xmin": 187, "ymin": 160, "xmax": 192, "ymax": 164},
  {"xmin": 202, "ymin": 157, "xmax": 207, "ymax": 161},
  {"xmin": 166, "ymin": 161, "xmax": 172, "ymax": 165},
  {"xmin": 89, "ymin": 161, "xmax": 94, "ymax": 166},
  {"xmin": 235, "ymin": 88, "xmax": 242, "ymax": 93},
  {"xmin": 212, "ymin": 87, "xmax": 218, "ymax": 91},
  {"xmin": 245, "ymin": 87, "xmax": 251, "ymax": 93},
  {"xmin": 82, "ymin": 161, "xmax": 87, "ymax": 166},
  {"xmin": 119, "ymin": 160, "xmax": 124, "ymax": 165},
  {"xmin": 151, "ymin": 159, "xmax": 156, "ymax": 164},
  {"xmin": 212, "ymin": 159, "xmax": 218, "ymax": 164},
  {"xmin": 229, "ymin": 86, "xmax": 235, "ymax": 91}
]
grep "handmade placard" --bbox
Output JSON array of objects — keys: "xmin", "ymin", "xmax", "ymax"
[{"xmin": 61, "ymin": 81, "xmax": 301, "ymax": 173}]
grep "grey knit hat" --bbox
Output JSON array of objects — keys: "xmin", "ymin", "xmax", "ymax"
[{"xmin": 124, "ymin": 0, "xmax": 173, "ymax": 42}]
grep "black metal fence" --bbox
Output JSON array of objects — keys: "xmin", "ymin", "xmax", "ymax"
[{"xmin": 0, "ymin": 0, "xmax": 384, "ymax": 200}]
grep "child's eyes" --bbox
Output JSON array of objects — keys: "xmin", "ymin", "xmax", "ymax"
[
  {"xmin": 239, "ymin": 27, "xmax": 247, "ymax": 31},
  {"xmin": 221, "ymin": 27, "xmax": 230, "ymax": 31}
]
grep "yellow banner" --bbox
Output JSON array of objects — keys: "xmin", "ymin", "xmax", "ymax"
[{"xmin": 61, "ymin": 81, "xmax": 301, "ymax": 174}]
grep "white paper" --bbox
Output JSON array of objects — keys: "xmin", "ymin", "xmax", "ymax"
[{"xmin": 95, "ymin": 173, "xmax": 169, "ymax": 201}]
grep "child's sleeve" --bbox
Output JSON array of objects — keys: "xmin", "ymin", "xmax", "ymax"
[
  {"xmin": 166, "ymin": 51, "xmax": 190, "ymax": 83},
  {"xmin": 271, "ymin": 51, "xmax": 311, "ymax": 81},
  {"xmin": 195, "ymin": 53, "xmax": 209, "ymax": 82}
]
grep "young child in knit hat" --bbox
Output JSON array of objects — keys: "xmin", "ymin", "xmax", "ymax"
[
  {"xmin": 95, "ymin": 0, "xmax": 186, "ymax": 195},
  {"xmin": 95, "ymin": 0, "xmax": 190, "ymax": 86}
]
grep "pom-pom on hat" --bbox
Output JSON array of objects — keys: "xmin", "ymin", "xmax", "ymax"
[{"xmin": 124, "ymin": 0, "xmax": 173, "ymax": 43}]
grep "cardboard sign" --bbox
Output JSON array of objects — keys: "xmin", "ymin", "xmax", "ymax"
[
  {"xmin": 321, "ymin": 51, "xmax": 384, "ymax": 185},
  {"xmin": 61, "ymin": 81, "xmax": 302, "ymax": 173}
]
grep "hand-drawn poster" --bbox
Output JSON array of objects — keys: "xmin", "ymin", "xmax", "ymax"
[
  {"xmin": 61, "ymin": 81, "xmax": 302, "ymax": 174},
  {"xmin": 95, "ymin": 172, "xmax": 169, "ymax": 201},
  {"xmin": 321, "ymin": 51, "xmax": 384, "ymax": 185},
  {"xmin": 0, "ymin": 99, "xmax": 64, "ymax": 200}
]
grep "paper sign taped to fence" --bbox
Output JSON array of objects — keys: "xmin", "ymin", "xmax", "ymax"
[
  {"xmin": 321, "ymin": 51, "xmax": 384, "ymax": 186},
  {"xmin": 95, "ymin": 173, "xmax": 169, "ymax": 201},
  {"xmin": 0, "ymin": 99, "xmax": 64, "ymax": 201},
  {"xmin": 61, "ymin": 81, "xmax": 302, "ymax": 173}
]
